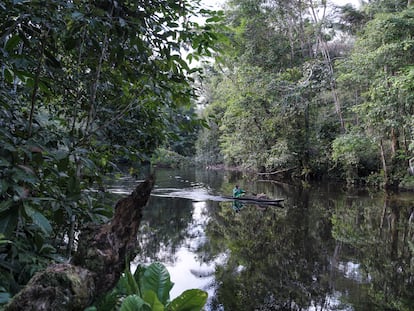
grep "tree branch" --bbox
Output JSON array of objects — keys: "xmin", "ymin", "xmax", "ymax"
[{"xmin": 5, "ymin": 176, "xmax": 155, "ymax": 311}]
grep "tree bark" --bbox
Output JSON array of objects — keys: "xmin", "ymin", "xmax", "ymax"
[
  {"xmin": 5, "ymin": 176, "xmax": 155, "ymax": 311},
  {"xmin": 379, "ymin": 139, "xmax": 388, "ymax": 187}
]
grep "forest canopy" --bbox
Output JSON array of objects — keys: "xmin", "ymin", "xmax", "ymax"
[{"xmin": 196, "ymin": 0, "xmax": 414, "ymax": 189}]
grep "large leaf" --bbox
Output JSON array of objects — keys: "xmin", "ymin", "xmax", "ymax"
[
  {"xmin": 143, "ymin": 290, "xmax": 165, "ymax": 311},
  {"xmin": 139, "ymin": 262, "xmax": 174, "ymax": 305},
  {"xmin": 24, "ymin": 204, "xmax": 52, "ymax": 235},
  {"xmin": 166, "ymin": 289, "xmax": 208, "ymax": 311},
  {"xmin": 120, "ymin": 295, "xmax": 151, "ymax": 311}
]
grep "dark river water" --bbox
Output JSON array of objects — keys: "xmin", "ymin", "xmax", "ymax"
[{"xmin": 107, "ymin": 167, "xmax": 414, "ymax": 311}]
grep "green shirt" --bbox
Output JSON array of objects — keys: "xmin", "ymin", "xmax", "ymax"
[{"xmin": 233, "ymin": 187, "xmax": 245, "ymax": 198}]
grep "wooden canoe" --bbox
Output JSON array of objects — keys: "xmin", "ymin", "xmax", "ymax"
[{"xmin": 224, "ymin": 196, "xmax": 284, "ymax": 206}]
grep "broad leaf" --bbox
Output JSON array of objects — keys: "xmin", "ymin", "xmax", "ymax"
[
  {"xmin": 24, "ymin": 204, "xmax": 53, "ymax": 235},
  {"xmin": 140, "ymin": 262, "xmax": 174, "ymax": 305},
  {"xmin": 120, "ymin": 295, "xmax": 151, "ymax": 311},
  {"xmin": 143, "ymin": 290, "xmax": 165, "ymax": 311},
  {"xmin": 166, "ymin": 289, "xmax": 208, "ymax": 311}
]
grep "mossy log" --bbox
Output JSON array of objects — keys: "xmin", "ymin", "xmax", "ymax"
[{"xmin": 5, "ymin": 176, "xmax": 155, "ymax": 311}]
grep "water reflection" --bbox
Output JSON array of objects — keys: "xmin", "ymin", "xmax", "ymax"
[{"xmin": 107, "ymin": 168, "xmax": 414, "ymax": 310}]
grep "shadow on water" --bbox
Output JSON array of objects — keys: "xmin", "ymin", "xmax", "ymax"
[{"xmin": 106, "ymin": 167, "xmax": 414, "ymax": 311}]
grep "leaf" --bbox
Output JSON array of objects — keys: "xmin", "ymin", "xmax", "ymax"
[
  {"xmin": 50, "ymin": 149, "xmax": 69, "ymax": 161},
  {"xmin": 140, "ymin": 262, "xmax": 174, "ymax": 305},
  {"xmin": 120, "ymin": 295, "xmax": 151, "ymax": 311},
  {"xmin": 39, "ymin": 243, "xmax": 56, "ymax": 255},
  {"xmin": 71, "ymin": 11, "xmax": 84, "ymax": 20},
  {"xmin": 143, "ymin": 290, "xmax": 165, "ymax": 311},
  {"xmin": 0, "ymin": 199, "xmax": 13, "ymax": 213},
  {"xmin": 0, "ymin": 234, "xmax": 12, "ymax": 245},
  {"xmin": 0, "ymin": 180, "xmax": 9, "ymax": 195},
  {"xmin": 0, "ymin": 159, "xmax": 10, "ymax": 167},
  {"xmin": 80, "ymin": 157, "xmax": 97, "ymax": 170},
  {"xmin": 0, "ymin": 210, "xmax": 18, "ymax": 237},
  {"xmin": 5, "ymin": 35, "xmax": 21, "ymax": 52},
  {"xmin": 44, "ymin": 49, "xmax": 61, "ymax": 69},
  {"xmin": 125, "ymin": 262, "xmax": 140, "ymax": 296},
  {"xmin": 24, "ymin": 204, "xmax": 52, "ymax": 235},
  {"xmin": 13, "ymin": 166, "xmax": 38, "ymax": 184},
  {"xmin": 166, "ymin": 289, "xmax": 208, "ymax": 311},
  {"xmin": 3, "ymin": 68, "xmax": 13, "ymax": 84}
]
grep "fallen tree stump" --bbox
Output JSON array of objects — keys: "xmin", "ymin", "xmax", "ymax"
[{"xmin": 5, "ymin": 176, "xmax": 155, "ymax": 311}]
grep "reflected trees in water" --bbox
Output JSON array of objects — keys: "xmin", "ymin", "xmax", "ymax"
[
  {"xmin": 204, "ymin": 200, "xmax": 335, "ymax": 310},
  {"xmin": 127, "ymin": 169, "xmax": 414, "ymax": 310},
  {"xmin": 331, "ymin": 194, "xmax": 414, "ymax": 310},
  {"xmin": 136, "ymin": 197, "xmax": 194, "ymax": 264}
]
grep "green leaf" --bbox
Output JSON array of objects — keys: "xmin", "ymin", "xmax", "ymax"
[
  {"xmin": 50, "ymin": 149, "xmax": 69, "ymax": 161},
  {"xmin": 0, "ymin": 199, "xmax": 13, "ymax": 213},
  {"xmin": 24, "ymin": 204, "xmax": 52, "ymax": 235},
  {"xmin": 140, "ymin": 262, "xmax": 174, "ymax": 305},
  {"xmin": 143, "ymin": 290, "xmax": 165, "ymax": 311},
  {"xmin": 4, "ymin": 68, "xmax": 13, "ymax": 83},
  {"xmin": 166, "ymin": 289, "xmax": 208, "ymax": 311},
  {"xmin": 125, "ymin": 262, "xmax": 140, "ymax": 296},
  {"xmin": 120, "ymin": 295, "xmax": 151, "ymax": 311},
  {"xmin": 0, "ymin": 234, "xmax": 12, "ymax": 245},
  {"xmin": 39, "ymin": 243, "xmax": 56, "ymax": 255},
  {"xmin": 0, "ymin": 209, "xmax": 18, "ymax": 237},
  {"xmin": 13, "ymin": 166, "xmax": 38, "ymax": 184},
  {"xmin": 0, "ymin": 180, "xmax": 9, "ymax": 195},
  {"xmin": 5, "ymin": 35, "xmax": 21, "ymax": 52},
  {"xmin": 80, "ymin": 157, "xmax": 97, "ymax": 170}
]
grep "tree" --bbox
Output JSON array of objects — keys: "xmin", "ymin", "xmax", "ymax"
[
  {"xmin": 0, "ymin": 0, "xmax": 223, "ymax": 301},
  {"xmin": 197, "ymin": 0, "xmax": 356, "ymax": 177},
  {"xmin": 337, "ymin": 7, "xmax": 414, "ymax": 188}
]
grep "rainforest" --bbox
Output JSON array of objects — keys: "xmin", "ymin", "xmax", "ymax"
[{"xmin": 0, "ymin": 0, "xmax": 413, "ymax": 310}]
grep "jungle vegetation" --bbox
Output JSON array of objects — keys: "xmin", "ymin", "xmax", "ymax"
[
  {"xmin": 1, "ymin": 0, "xmax": 414, "ymax": 308},
  {"xmin": 195, "ymin": 0, "xmax": 414, "ymax": 190},
  {"xmin": 0, "ymin": 0, "xmax": 222, "ymax": 306}
]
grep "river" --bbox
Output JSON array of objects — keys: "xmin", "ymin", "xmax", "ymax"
[{"xmin": 107, "ymin": 167, "xmax": 414, "ymax": 311}]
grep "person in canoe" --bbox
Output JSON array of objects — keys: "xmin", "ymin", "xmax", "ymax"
[{"xmin": 232, "ymin": 185, "xmax": 246, "ymax": 198}]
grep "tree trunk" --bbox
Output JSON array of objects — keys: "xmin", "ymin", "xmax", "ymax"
[
  {"xmin": 380, "ymin": 139, "xmax": 388, "ymax": 187},
  {"xmin": 5, "ymin": 176, "xmax": 155, "ymax": 311}
]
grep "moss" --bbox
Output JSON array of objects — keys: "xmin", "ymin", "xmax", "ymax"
[{"xmin": 5, "ymin": 264, "xmax": 95, "ymax": 311}]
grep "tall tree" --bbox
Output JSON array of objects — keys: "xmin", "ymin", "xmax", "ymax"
[
  {"xmin": 337, "ymin": 7, "xmax": 414, "ymax": 187},
  {"xmin": 198, "ymin": 0, "xmax": 350, "ymax": 177}
]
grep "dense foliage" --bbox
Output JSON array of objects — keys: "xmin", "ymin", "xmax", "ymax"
[
  {"xmin": 0, "ymin": 0, "xmax": 222, "ymax": 304},
  {"xmin": 196, "ymin": 0, "xmax": 414, "ymax": 188},
  {"xmin": 88, "ymin": 262, "xmax": 207, "ymax": 311}
]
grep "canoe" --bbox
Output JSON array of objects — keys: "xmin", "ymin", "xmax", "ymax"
[{"xmin": 223, "ymin": 196, "xmax": 284, "ymax": 206}]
